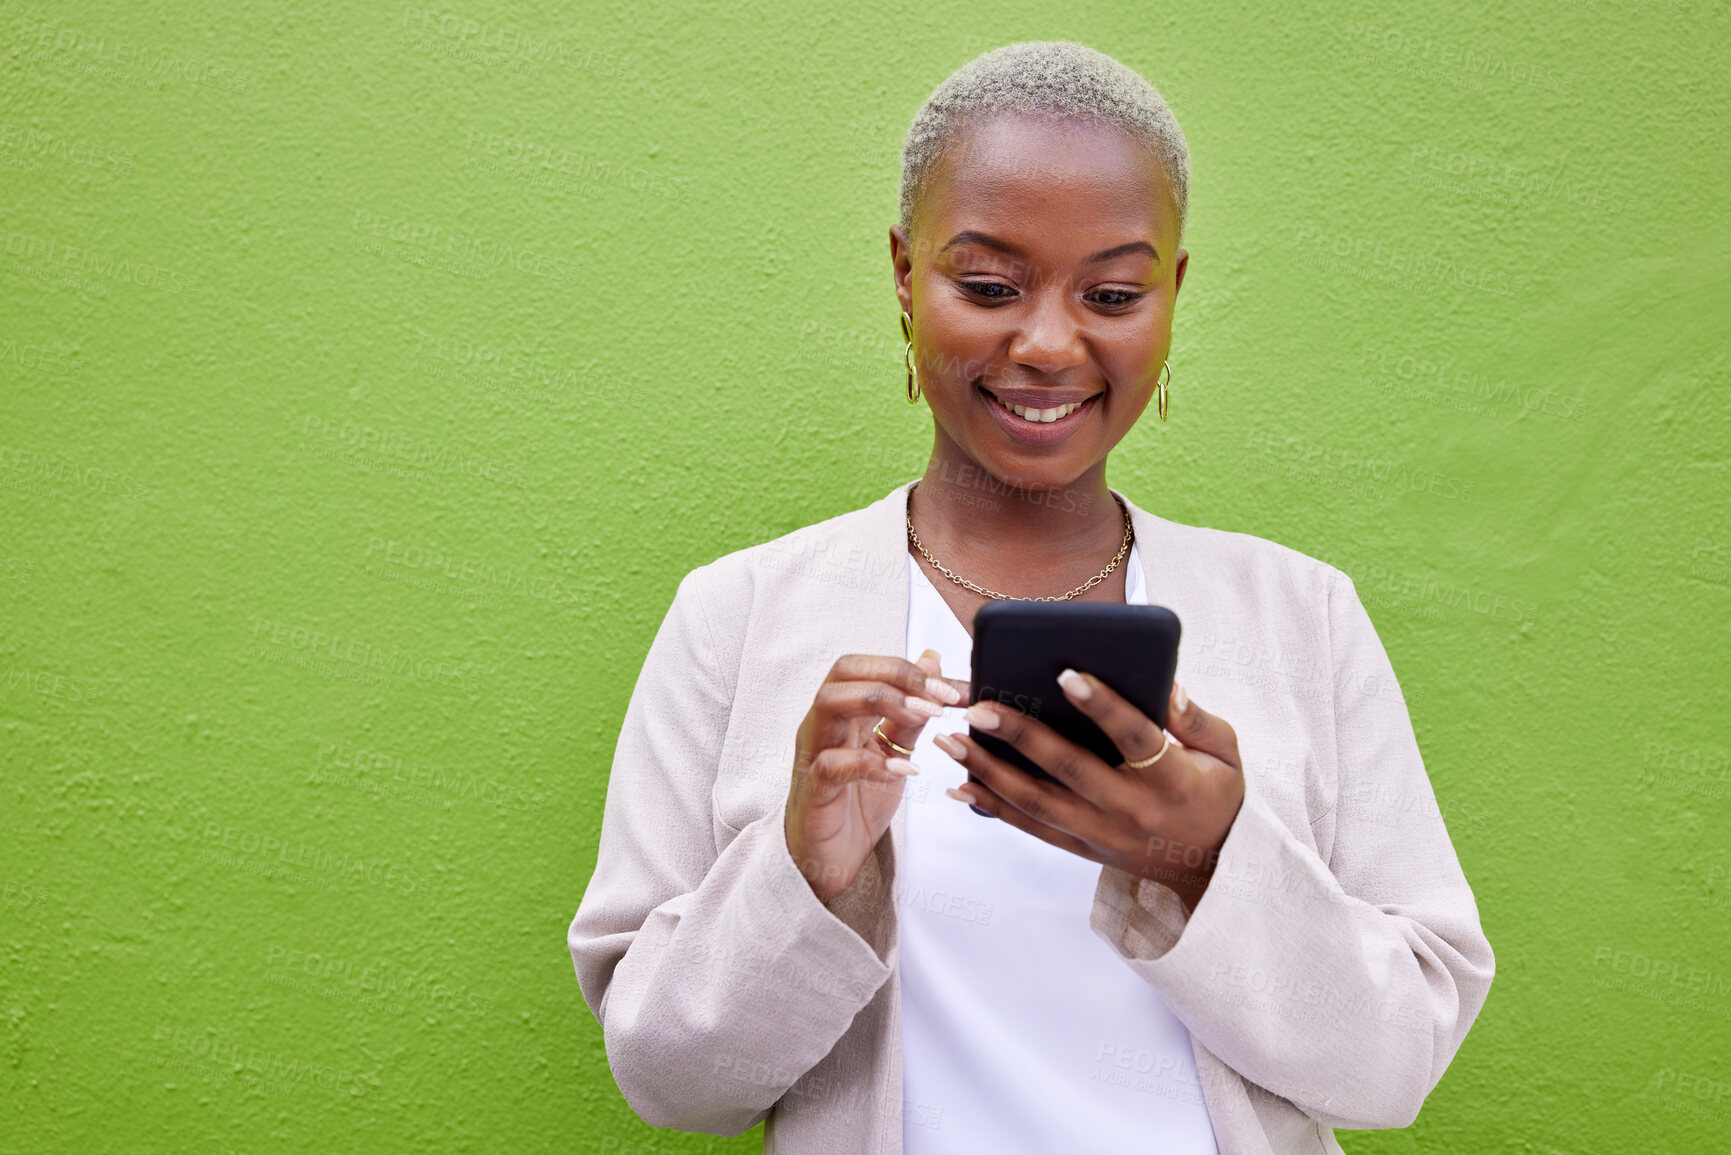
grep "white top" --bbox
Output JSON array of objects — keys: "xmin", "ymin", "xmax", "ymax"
[{"xmin": 899, "ymin": 541, "xmax": 1220, "ymax": 1153}]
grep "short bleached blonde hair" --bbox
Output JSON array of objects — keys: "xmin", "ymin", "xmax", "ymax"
[{"xmin": 898, "ymin": 40, "xmax": 1191, "ymax": 241}]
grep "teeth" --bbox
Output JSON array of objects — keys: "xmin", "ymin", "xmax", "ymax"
[{"xmin": 1004, "ymin": 398, "xmax": 1084, "ymax": 423}]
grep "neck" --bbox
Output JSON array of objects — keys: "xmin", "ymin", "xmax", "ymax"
[{"xmin": 910, "ymin": 437, "xmax": 1127, "ymax": 594}]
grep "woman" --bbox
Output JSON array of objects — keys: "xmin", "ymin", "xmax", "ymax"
[{"xmin": 570, "ymin": 41, "xmax": 1493, "ymax": 1155}]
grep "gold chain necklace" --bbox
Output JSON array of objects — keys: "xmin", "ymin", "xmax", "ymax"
[{"xmin": 905, "ymin": 482, "xmax": 1134, "ymax": 602}]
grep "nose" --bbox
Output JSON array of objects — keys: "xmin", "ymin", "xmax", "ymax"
[{"xmin": 1007, "ymin": 290, "xmax": 1087, "ymax": 376}]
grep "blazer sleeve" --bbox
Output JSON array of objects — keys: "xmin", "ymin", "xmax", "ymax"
[
  {"xmin": 567, "ymin": 566, "xmax": 896, "ymax": 1135},
  {"xmin": 1089, "ymin": 571, "xmax": 1495, "ymax": 1129}
]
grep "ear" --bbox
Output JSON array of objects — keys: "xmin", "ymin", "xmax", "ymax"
[
  {"xmin": 890, "ymin": 225, "xmax": 915, "ymax": 317},
  {"xmin": 1173, "ymin": 248, "xmax": 1189, "ymax": 297}
]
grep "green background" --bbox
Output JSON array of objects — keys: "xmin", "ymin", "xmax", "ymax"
[{"xmin": 3, "ymin": 0, "xmax": 1727, "ymax": 1151}]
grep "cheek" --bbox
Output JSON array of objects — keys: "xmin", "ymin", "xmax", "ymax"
[
  {"xmin": 919, "ymin": 309, "xmax": 998, "ymax": 382},
  {"xmin": 1099, "ymin": 328, "xmax": 1164, "ymax": 391}
]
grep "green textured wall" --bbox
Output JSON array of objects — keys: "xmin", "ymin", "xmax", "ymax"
[{"xmin": 2, "ymin": 1, "xmax": 1726, "ymax": 1151}]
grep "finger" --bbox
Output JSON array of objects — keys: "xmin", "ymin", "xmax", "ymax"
[
  {"xmin": 1053, "ymin": 668, "xmax": 1196, "ymax": 805},
  {"xmin": 829, "ymin": 653, "xmax": 961, "ymax": 707},
  {"xmin": 958, "ymin": 698, "xmax": 1133, "ymax": 813},
  {"xmin": 938, "ymin": 730, "xmax": 1099, "ymax": 838},
  {"xmin": 946, "ymin": 780, "xmax": 1100, "ymax": 863},
  {"xmin": 1163, "ymin": 681, "xmax": 1241, "ymax": 769},
  {"xmin": 812, "ymin": 679, "xmax": 956, "ymax": 750},
  {"xmin": 803, "ymin": 746, "xmax": 917, "ymax": 806},
  {"xmin": 875, "ymin": 648, "xmax": 945, "ymax": 755},
  {"xmin": 1054, "ymin": 667, "xmax": 1175, "ymax": 778}
]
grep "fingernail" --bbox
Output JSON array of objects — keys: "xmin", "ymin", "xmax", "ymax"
[
  {"xmin": 886, "ymin": 757, "xmax": 919, "ymax": 776},
  {"xmin": 963, "ymin": 702, "xmax": 999, "ymax": 730},
  {"xmin": 1057, "ymin": 668, "xmax": 1091, "ymax": 700},
  {"xmin": 945, "ymin": 786, "xmax": 975, "ymax": 804},
  {"xmin": 1172, "ymin": 681, "xmax": 1189, "ymax": 715},
  {"xmin": 933, "ymin": 732, "xmax": 966, "ymax": 760},
  {"xmin": 905, "ymin": 695, "xmax": 944, "ymax": 718},
  {"xmin": 926, "ymin": 677, "xmax": 961, "ymax": 705}
]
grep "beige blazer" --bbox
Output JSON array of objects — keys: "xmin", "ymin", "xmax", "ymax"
[{"xmin": 568, "ymin": 480, "xmax": 1494, "ymax": 1154}]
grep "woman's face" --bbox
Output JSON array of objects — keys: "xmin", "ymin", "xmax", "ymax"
[{"xmin": 892, "ymin": 113, "xmax": 1187, "ymax": 492}]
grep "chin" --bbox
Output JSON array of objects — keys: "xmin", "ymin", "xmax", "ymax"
[{"xmin": 961, "ymin": 451, "xmax": 1091, "ymax": 494}]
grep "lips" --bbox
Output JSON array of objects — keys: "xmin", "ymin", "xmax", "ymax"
[{"xmin": 978, "ymin": 384, "xmax": 1101, "ymax": 446}]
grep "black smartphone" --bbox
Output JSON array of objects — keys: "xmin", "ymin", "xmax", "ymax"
[{"xmin": 967, "ymin": 600, "xmax": 1182, "ymax": 809}]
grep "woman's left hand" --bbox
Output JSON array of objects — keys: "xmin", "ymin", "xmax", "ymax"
[{"xmin": 934, "ymin": 671, "xmax": 1244, "ymax": 911}]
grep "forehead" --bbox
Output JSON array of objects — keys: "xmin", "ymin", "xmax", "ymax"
[{"xmin": 919, "ymin": 113, "xmax": 1176, "ymax": 248}]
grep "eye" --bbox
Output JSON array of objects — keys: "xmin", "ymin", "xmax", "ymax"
[
  {"xmin": 1087, "ymin": 288, "xmax": 1145, "ymax": 309},
  {"xmin": 958, "ymin": 280, "xmax": 1018, "ymax": 302}
]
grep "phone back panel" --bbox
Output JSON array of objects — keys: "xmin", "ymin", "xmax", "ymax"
[{"xmin": 969, "ymin": 600, "xmax": 1182, "ymax": 787}]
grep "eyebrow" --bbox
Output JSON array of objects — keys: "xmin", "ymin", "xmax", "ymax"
[{"xmin": 940, "ymin": 230, "xmax": 1160, "ymax": 265}]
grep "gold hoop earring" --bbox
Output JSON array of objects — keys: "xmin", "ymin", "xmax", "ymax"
[
  {"xmin": 1156, "ymin": 360, "xmax": 1171, "ymax": 421},
  {"xmin": 901, "ymin": 310, "xmax": 921, "ymax": 405}
]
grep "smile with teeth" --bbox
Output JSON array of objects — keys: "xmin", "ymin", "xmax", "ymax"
[{"xmin": 985, "ymin": 389, "xmax": 1094, "ymax": 423}]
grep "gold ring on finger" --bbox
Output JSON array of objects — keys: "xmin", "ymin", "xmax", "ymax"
[
  {"xmin": 872, "ymin": 721, "xmax": 915, "ymax": 757},
  {"xmin": 1121, "ymin": 730, "xmax": 1173, "ymax": 769}
]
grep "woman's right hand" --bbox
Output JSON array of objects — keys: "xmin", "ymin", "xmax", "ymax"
[{"xmin": 784, "ymin": 649, "xmax": 966, "ymax": 902}]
